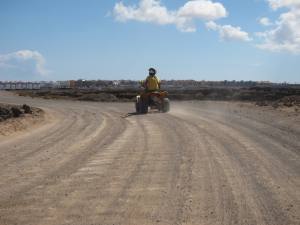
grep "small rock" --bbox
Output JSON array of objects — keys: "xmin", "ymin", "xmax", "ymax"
[{"xmin": 22, "ymin": 104, "xmax": 32, "ymax": 114}]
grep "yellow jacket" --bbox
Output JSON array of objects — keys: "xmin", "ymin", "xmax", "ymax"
[{"xmin": 145, "ymin": 75, "xmax": 160, "ymax": 91}]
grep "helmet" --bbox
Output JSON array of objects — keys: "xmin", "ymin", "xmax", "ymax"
[{"xmin": 149, "ymin": 68, "xmax": 156, "ymax": 76}]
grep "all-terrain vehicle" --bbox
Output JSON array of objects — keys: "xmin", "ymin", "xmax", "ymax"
[{"xmin": 135, "ymin": 91, "xmax": 170, "ymax": 114}]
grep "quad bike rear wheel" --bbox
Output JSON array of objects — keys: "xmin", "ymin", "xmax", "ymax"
[
  {"xmin": 162, "ymin": 98, "xmax": 170, "ymax": 113},
  {"xmin": 136, "ymin": 97, "xmax": 148, "ymax": 114}
]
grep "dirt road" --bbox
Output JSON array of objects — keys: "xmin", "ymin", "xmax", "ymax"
[{"xmin": 0, "ymin": 91, "xmax": 299, "ymax": 225}]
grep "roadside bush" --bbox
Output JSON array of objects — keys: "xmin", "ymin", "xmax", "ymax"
[{"xmin": 11, "ymin": 107, "xmax": 22, "ymax": 117}]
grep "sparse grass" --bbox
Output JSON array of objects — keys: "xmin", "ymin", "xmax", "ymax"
[{"xmin": 13, "ymin": 86, "xmax": 300, "ymax": 105}]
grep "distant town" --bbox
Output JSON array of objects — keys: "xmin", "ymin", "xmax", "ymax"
[{"xmin": 0, "ymin": 79, "xmax": 298, "ymax": 91}]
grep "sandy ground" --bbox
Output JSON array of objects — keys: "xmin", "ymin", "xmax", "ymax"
[{"xmin": 0, "ymin": 91, "xmax": 299, "ymax": 225}]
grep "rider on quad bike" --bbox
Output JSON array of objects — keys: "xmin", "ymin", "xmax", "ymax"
[
  {"xmin": 144, "ymin": 68, "xmax": 161, "ymax": 92},
  {"xmin": 135, "ymin": 68, "xmax": 170, "ymax": 114}
]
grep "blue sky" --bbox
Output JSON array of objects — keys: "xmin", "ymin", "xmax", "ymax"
[{"xmin": 0, "ymin": 0, "xmax": 299, "ymax": 83}]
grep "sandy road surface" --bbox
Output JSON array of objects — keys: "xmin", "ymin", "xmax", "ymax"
[{"xmin": 0, "ymin": 91, "xmax": 299, "ymax": 225}]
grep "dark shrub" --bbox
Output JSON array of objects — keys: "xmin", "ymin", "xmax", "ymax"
[{"xmin": 11, "ymin": 107, "xmax": 22, "ymax": 117}]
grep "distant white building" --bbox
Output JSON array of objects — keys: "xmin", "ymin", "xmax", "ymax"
[{"xmin": 0, "ymin": 82, "xmax": 41, "ymax": 90}]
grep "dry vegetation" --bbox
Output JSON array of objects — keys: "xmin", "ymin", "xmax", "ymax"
[
  {"xmin": 15, "ymin": 86, "xmax": 300, "ymax": 107},
  {"xmin": 0, "ymin": 103, "xmax": 44, "ymax": 136}
]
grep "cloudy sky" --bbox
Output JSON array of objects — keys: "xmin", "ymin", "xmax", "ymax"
[{"xmin": 0, "ymin": 0, "xmax": 299, "ymax": 82}]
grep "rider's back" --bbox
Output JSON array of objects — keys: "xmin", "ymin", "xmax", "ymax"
[{"xmin": 146, "ymin": 75, "xmax": 160, "ymax": 91}]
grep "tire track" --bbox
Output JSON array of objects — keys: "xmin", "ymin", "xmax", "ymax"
[
  {"xmin": 170, "ymin": 107, "xmax": 299, "ymax": 225},
  {"xmin": 0, "ymin": 93, "xmax": 299, "ymax": 225},
  {"xmin": 0, "ymin": 110, "xmax": 125, "ymax": 206}
]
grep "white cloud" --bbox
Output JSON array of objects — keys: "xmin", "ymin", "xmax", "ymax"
[
  {"xmin": 177, "ymin": 0, "xmax": 228, "ymax": 20},
  {"xmin": 259, "ymin": 17, "xmax": 273, "ymax": 26},
  {"xmin": 0, "ymin": 50, "xmax": 49, "ymax": 76},
  {"xmin": 113, "ymin": 0, "xmax": 227, "ymax": 32},
  {"xmin": 268, "ymin": 0, "xmax": 300, "ymax": 10},
  {"xmin": 206, "ymin": 21, "xmax": 251, "ymax": 42},
  {"xmin": 256, "ymin": 0, "xmax": 300, "ymax": 53}
]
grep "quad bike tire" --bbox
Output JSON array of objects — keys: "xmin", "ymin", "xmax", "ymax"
[
  {"xmin": 162, "ymin": 98, "xmax": 170, "ymax": 113},
  {"xmin": 135, "ymin": 101, "xmax": 139, "ymax": 113},
  {"xmin": 136, "ymin": 98, "xmax": 148, "ymax": 114}
]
